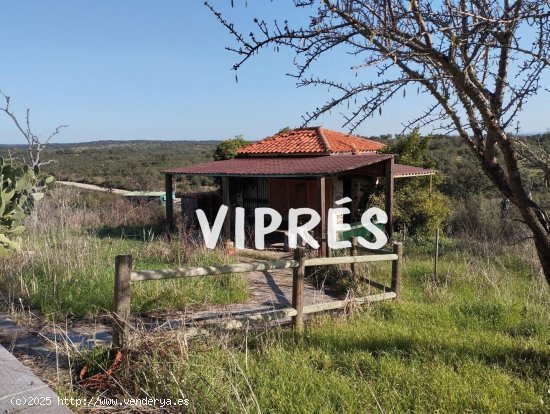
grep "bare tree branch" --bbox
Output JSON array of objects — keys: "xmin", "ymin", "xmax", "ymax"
[
  {"xmin": 0, "ymin": 90, "xmax": 67, "ymax": 168},
  {"xmin": 207, "ymin": 0, "xmax": 550, "ymax": 285}
]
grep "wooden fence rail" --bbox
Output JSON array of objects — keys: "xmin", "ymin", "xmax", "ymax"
[
  {"xmin": 131, "ymin": 259, "xmax": 300, "ymax": 282},
  {"xmin": 113, "ymin": 239, "xmax": 403, "ymax": 348}
]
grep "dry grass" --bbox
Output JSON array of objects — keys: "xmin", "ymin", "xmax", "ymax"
[{"xmin": 0, "ymin": 187, "xmax": 249, "ymax": 318}]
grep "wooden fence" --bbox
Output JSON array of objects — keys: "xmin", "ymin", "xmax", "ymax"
[{"xmin": 112, "ymin": 238, "xmax": 403, "ymax": 348}]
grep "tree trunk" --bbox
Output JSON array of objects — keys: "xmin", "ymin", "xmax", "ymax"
[
  {"xmin": 487, "ymin": 134, "xmax": 550, "ymax": 286},
  {"xmin": 534, "ymin": 237, "xmax": 550, "ymax": 286},
  {"xmin": 517, "ymin": 203, "xmax": 550, "ymax": 286}
]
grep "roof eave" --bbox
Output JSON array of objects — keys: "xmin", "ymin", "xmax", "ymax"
[
  {"xmin": 394, "ymin": 171, "xmax": 437, "ymax": 178},
  {"xmin": 162, "ymin": 171, "xmax": 326, "ymax": 178}
]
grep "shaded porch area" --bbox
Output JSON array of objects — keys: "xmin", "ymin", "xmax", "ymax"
[{"xmin": 162, "ymin": 153, "xmax": 435, "ymax": 255}]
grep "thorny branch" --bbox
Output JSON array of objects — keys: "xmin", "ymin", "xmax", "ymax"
[{"xmin": 207, "ymin": 0, "xmax": 550, "ymax": 284}]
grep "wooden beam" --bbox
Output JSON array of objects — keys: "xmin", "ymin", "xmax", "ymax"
[
  {"xmin": 326, "ymin": 177, "xmax": 334, "ymax": 257},
  {"xmin": 175, "ymin": 292, "xmax": 396, "ymax": 337},
  {"xmin": 351, "ymin": 236, "xmax": 358, "ymax": 285},
  {"xmin": 131, "ymin": 253, "xmax": 398, "ymax": 282},
  {"xmin": 223, "ymin": 308, "xmax": 298, "ymax": 329},
  {"xmin": 194, "ymin": 292, "xmax": 397, "ymax": 332},
  {"xmin": 131, "ymin": 259, "xmax": 299, "ymax": 281},
  {"xmin": 164, "ymin": 174, "xmax": 175, "ymax": 233},
  {"xmin": 318, "ymin": 176, "xmax": 327, "ymax": 257},
  {"xmin": 292, "ymin": 247, "xmax": 306, "ymax": 331},
  {"xmin": 304, "ymin": 254, "xmax": 397, "ymax": 267},
  {"xmin": 221, "ymin": 176, "xmax": 231, "ymax": 241},
  {"xmin": 301, "ymin": 292, "xmax": 397, "ymax": 313},
  {"xmin": 385, "ymin": 158, "xmax": 394, "ymax": 239},
  {"xmin": 224, "ymin": 292, "xmax": 396, "ymax": 329}
]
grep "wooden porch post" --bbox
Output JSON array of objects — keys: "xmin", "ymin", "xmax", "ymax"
[
  {"xmin": 165, "ymin": 173, "xmax": 175, "ymax": 233},
  {"xmin": 318, "ymin": 176, "xmax": 327, "ymax": 257},
  {"xmin": 292, "ymin": 247, "xmax": 306, "ymax": 331},
  {"xmin": 384, "ymin": 157, "xmax": 394, "ymax": 240},
  {"xmin": 222, "ymin": 176, "xmax": 231, "ymax": 241}
]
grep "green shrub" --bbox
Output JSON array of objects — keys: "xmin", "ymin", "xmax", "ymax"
[{"xmin": 0, "ymin": 157, "xmax": 53, "ymax": 254}]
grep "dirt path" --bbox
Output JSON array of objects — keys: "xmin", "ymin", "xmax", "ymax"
[
  {"xmin": 0, "ymin": 263, "xmax": 342, "ymax": 405},
  {"xmin": 56, "ymin": 181, "xmax": 128, "ymax": 195},
  {"xmin": 0, "ymin": 259, "xmax": 341, "ymax": 359},
  {"xmin": 145, "ymin": 263, "xmax": 340, "ymax": 326}
]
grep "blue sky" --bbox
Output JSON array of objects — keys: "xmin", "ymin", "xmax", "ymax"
[{"xmin": 0, "ymin": 0, "xmax": 548, "ymax": 144}]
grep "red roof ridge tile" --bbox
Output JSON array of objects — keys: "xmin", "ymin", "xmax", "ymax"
[{"xmin": 316, "ymin": 126, "xmax": 332, "ymax": 154}]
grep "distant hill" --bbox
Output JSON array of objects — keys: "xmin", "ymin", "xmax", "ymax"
[
  {"xmin": 2, "ymin": 132, "xmax": 550, "ymax": 196},
  {"xmin": 0, "ymin": 140, "xmax": 220, "ymax": 192}
]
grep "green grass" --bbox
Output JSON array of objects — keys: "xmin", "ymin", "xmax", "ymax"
[
  {"xmin": 0, "ymin": 188, "xmax": 249, "ymax": 318},
  {"xmin": 4, "ymin": 188, "xmax": 549, "ymax": 412},
  {"xmin": 1, "ymin": 232, "xmax": 248, "ymax": 317},
  {"xmin": 73, "ymin": 247, "xmax": 549, "ymax": 413}
]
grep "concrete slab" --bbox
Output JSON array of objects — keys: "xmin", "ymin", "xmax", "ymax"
[{"xmin": 0, "ymin": 344, "xmax": 72, "ymax": 414}]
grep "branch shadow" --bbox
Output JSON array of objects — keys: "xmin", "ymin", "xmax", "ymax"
[{"xmin": 298, "ymin": 330, "xmax": 550, "ymax": 380}]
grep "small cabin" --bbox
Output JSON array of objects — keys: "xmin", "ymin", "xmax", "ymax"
[{"xmin": 163, "ymin": 127, "xmax": 435, "ymax": 255}]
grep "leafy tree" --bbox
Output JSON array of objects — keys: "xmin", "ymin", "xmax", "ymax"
[
  {"xmin": 208, "ymin": 0, "xmax": 550, "ymax": 285},
  {"xmin": 393, "ymin": 183, "xmax": 450, "ymax": 237},
  {"xmin": 384, "ymin": 129, "xmax": 449, "ymax": 236},
  {"xmin": 383, "ymin": 129, "xmax": 433, "ymax": 168},
  {"xmin": 213, "ymin": 135, "xmax": 249, "ymax": 160}
]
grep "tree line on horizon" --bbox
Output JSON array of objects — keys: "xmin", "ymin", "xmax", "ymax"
[{"xmin": 1, "ymin": 131, "xmax": 550, "ymax": 197}]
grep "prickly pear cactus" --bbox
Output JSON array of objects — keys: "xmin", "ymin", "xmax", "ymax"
[{"xmin": 0, "ymin": 157, "xmax": 54, "ymax": 254}]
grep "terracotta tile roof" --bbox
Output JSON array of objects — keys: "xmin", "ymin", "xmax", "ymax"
[
  {"xmin": 238, "ymin": 127, "xmax": 385, "ymax": 156},
  {"xmin": 394, "ymin": 164, "xmax": 436, "ymax": 178},
  {"xmin": 163, "ymin": 153, "xmax": 393, "ymax": 177}
]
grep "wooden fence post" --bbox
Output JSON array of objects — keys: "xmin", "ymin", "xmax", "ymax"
[
  {"xmin": 113, "ymin": 254, "xmax": 132, "ymax": 348},
  {"xmin": 391, "ymin": 242, "xmax": 402, "ymax": 299},
  {"xmin": 292, "ymin": 247, "xmax": 306, "ymax": 332},
  {"xmin": 434, "ymin": 228, "xmax": 440, "ymax": 279},
  {"xmin": 351, "ymin": 236, "xmax": 358, "ymax": 285}
]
